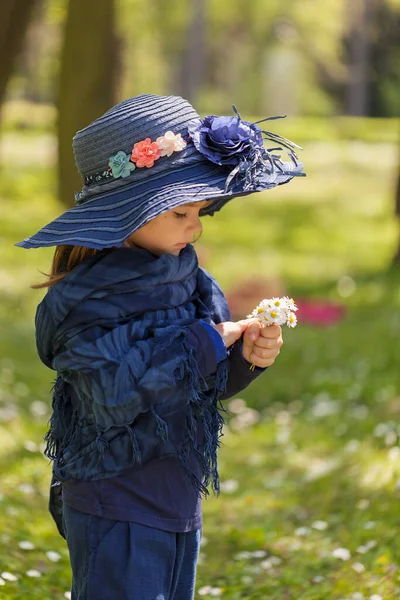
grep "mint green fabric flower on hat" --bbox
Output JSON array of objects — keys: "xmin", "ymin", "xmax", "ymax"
[{"xmin": 109, "ymin": 150, "xmax": 136, "ymax": 178}]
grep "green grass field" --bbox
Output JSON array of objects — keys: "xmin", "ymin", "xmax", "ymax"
[{"xmin": 0, "ymin": 123, "xmax": 400, "ymax": 599}]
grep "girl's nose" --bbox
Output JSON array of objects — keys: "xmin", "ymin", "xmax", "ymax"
[{"xmin": 189, "ymin": 215, "xmax": 202, "ymax": 233}]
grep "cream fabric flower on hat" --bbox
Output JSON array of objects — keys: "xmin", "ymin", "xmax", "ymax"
[{"xmin": 156, "ymin": 131, "xmax": 187, "ymax": 157}]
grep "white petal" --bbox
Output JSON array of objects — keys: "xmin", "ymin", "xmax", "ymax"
[
  {"xmin": 46, "ymin": 550, "xmax": 61, "ymax": 562},
  {"xmin": 25, "ymin": 570, "xmax": 41, "ymax": 578},
  {"xmin": 1, "ymin": 572, "xmax": 18, "ymax": 581},
  {"xmin": 18, "ymin": 540, "xmax": 35, "ymax": 550},
  {"xmin": 332, "ymin": 547, "xmax": 351, "ymax": 560}
]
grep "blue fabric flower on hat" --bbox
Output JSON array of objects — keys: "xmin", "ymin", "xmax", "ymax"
[
  {"xmin": 187, "ymin": 114, "xmax": 263, "ymax": 167},
  {"xmin": 188, "ymin": 106, "xmax": 304, "ymax": 194},
  {"xmin": 109, "ymin": 151, "xmax": 136, "ymax": 178}
]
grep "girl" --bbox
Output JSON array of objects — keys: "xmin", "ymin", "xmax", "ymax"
[{"xmin": 16, "ymin": 93, "xmax": 304, "ymax": 600}]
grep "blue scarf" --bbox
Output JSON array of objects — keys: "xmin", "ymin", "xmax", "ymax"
[{"xmin": 36, "ymin": 243, "xmax": 230, "ymax": 498}]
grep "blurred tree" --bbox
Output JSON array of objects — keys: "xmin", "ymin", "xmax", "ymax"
[
  {"xmin": 394, "ymin": 148, "xmax": 400, "ymax": 264},
  {"xmin": 370, "ymin": 0, "xmax": 400, "ymax": 117},
  {"xmin": 345, "ymin": 0, "xmax": 376, "ymax": 116},
  {"xmin": 57, "ymin": 0, "xmax": 120, "ymax": 208},
  {"xmin": 178, "ymin": 0, "xmax": 206, "ymax": 104},
  {"xmin": 0, "ymin": 0, "xmax": 41, "ymax": 111}
]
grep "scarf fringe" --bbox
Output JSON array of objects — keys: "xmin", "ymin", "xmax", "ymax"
[
  {"xmin": 44, "ymin": 375, "xmax": 81, "ymax": 468},
  {"xmin": 44, "ymin": 327, "xmax": 229, "ymax": 499},
  {"xmin": 156, "ymin": 327, "xmax": 229, "ymax": 498}
]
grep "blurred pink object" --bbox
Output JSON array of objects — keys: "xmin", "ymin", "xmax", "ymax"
[{"xmin": 295, "ymin": 299, "xmax": 346, "ymax": 326}]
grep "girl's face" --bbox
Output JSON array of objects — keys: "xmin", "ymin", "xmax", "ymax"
[{"xmin": 123, "ymin": 199, "xmax": 214, "ymax": 257}]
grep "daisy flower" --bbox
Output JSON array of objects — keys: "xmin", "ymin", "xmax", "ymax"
[{"xmin": 246, "ymin": 296, "xmax": 298, "ymax": 370}]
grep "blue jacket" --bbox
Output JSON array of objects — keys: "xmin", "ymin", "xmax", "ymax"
[{"xmin": 35, "ymin": 244, "xmax": 266, "ymax": 499}]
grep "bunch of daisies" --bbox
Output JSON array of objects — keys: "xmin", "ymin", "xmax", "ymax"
[{"xmin": 246, "ymin": 296, "xmax": 298, "ymax": 328}]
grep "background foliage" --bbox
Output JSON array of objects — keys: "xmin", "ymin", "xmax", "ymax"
[{"xmin": 0, "ymin": 0, "xmax": 400, "ymax": 598}]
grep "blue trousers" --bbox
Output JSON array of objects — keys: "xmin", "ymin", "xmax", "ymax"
[{"xmin": 63, "ymin": 503, "xmax": 202, "ymax": 600}]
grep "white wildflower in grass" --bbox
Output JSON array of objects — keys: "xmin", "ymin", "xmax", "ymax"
[
  {"xmin": 0, "ymin": 578, "xmax": 5, "ymax": 586},
  {"xmin": 198, "ymin": 585, "xmax": 219, "ymax": 596},
  {"xmin": 1, "ymin": 572, "xmax": 18, "ymax": 581},
  {"xmin": 370, "ymin": 596, "xmax": 382, "ymax": 600},
  {"xmin": 29, "ymin": 400, "xmax": 48, "ymax": 418},
  {"xmin": 356, "ymin": 499, "xmax": 370, "ymax": 510},
  {"xmin": 18, "ymin": 540, "xmax": 35, "ymax": 550},
  {"xmin": 219, "ymin": 479, "xmax": 239, "ymax": 493},
  {"xmin": 209, "ymin": 588, "xmax": 223, "ymax": 597},
  {"xmin": 388, "ymin": 446, "xmax": 400, "ymax": 461},
  {"xmin": 332, "ymin": 547, "xmax": 351, "ymax": 560},
  {"xmin": 260, "ymin": 559, "xmax": 273, "ymax": 570},
  {"xmin": 241, "ymin": 576, "xmax": 253, "ymax": 585},
  {"xmin": 230, "ymin": 408, "xmax": 260, "ymax": 431},
  {"xmin": 200, "ymin": 536, "xmax": 208, "ymax": 547},
  {"xmin": 46, "ymin": 550, "xmax": 62, "ymax": 562},
  {"xmin": 344, "ymin": 440, "xmax": 361, "ymax": 453},
  {"xmin": 227, "ymin": 398, "xmax": 247, "ymax": 414},
  {"xmin": 311, "ymin": 575, "xmax": 325, "ymax": 583},
  {"xmin": 385, "ymin": 431, "xmax": 397, "ymax": 446},
  {"xmin": 234, "ymin": 551, "xmax": 252, "ymax": 561},
  {"xmin": 64, "ymin": 593, "xmax": 72, "ymax": 600},
  {"xmin": 352, "ymin": 562, "xmax": 366, "ymax": 573},
  {"xmin": 251, "ymin": 550, "xmax": 267, "ymax": 558},
  {"xmin": 357, "ymin": 540, "xmax": 377, "ymax": 554},
  {"xmin": 18, "ymin": 483, "xmax": 35, "ymax": 495},
  {"xmin": 312, "ymin": 520, "xmax": 328, "ymax": 531},
  {"xmin": 295, "ymin": 526, "xmax": 311, "ymax": 536},
  {"xmin": 352, "ymin": 594, "xmax": 365, "ymax": 600},
  {"xmin": 25, "ymin": 570, "xmax": 41, "ymax": 577},
  {"xmin": 364, "ymin": 521, "xmax": 376, "ymax": 530}
]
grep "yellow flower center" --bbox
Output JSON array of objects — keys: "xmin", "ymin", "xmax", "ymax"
[
  {"xmin": 271, "ymin": 311, "xmax": 277, "ymax": 318},
  {"xmin": 257, "ymin": 307, "xmax": 264, "ymax": 313},
  {"xmin": 274, "ymin": 301, "xmax": 280, "ymax": 306}
]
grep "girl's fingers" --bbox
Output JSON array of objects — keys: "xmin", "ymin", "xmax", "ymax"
[
  {"xmin": 254, "ymin": 336, "xmax": 281, "ymax": 349},
  {"xmin": 250, "ymin": 346, "xmax": 281, "ymax": 360},
  {"xmin": 260, "ymin": 324, "xmax": 282, "ymax": 338}
]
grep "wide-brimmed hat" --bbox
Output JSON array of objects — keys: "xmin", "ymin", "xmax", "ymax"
[{"xmin": 15, "ymin": 93, "xmax": 305, "ymax": 250}]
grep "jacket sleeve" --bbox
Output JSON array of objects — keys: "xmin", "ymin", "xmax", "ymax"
[
  {"xmin": 52, "ymin": 320, "xmax": 228, "ymax": 431},
  {"xmin": 186, "ymin": 322, "xmax": 268, "ymax": 401},
  {"xmin": 219, "ymin": 336, "xmax": 268, "ymax": 401}
]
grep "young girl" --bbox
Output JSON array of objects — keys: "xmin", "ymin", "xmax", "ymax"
[{"xmin": 16, "ymin": 93, "xmax": 304, "ymax": 600}]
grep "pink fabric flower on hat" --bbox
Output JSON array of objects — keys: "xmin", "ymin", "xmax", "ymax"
[
  {"xmin": 131, "ymin": 138, "xmax": 162, "ymax": 168},
  {"xmin": 156, "ymin": 131, "xmax": 187, "ymax": 157}
]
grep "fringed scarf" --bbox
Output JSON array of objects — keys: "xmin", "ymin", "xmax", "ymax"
[{"xmin": 36, "ymin": 243, "xmax": 230, "ymax": 499}]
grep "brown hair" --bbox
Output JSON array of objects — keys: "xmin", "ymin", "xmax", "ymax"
[
  {"xmin": 31, "ymin": 198, "xmax": 213, "ymax": 289},
  {"xmin": 30, "ymin": 245, "xmax": 110, "ymax": 290},
  {"xmin": 31, "ymin": 231, "xmax": 203, "ymax": 290}
]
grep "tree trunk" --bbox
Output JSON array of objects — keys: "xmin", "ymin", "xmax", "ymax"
[
  {"xmin": 393, "ymin": 152, "xmax": 400, "ymax": 264},
  {"xmin": 346, "ymin": 0, "xmax": 376, "ymax": 116},
  {"xmin": 57, "ymin": 0, "xmax": 119, "ymax": 208},
  {"xmin": 0, "ymin": 0, "xmax": 40, "ymax": 110},
  {"xmin": 178, "ymin": 0, "xmax": 206, "ymax": 104}
]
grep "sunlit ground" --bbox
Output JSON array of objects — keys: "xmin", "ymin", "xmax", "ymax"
[{"xmin": 0, "ymin": 123, "xmax": 399, "ymax": 598}]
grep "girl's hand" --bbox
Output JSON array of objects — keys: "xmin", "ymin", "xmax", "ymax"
[
  {"xmin": 241, "ymin": 323, "xmax": 283, "ymax": 368},
  {"xmin": 213, "ymin": 319, "xmax": 256, "ymax": 348}
]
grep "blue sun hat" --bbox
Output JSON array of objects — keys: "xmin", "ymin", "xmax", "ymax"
[{"xmin": 15, "ymin": 93, "xmax": 305, "ymax": 250}]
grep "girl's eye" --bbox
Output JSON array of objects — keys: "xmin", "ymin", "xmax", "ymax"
[{"xmin": 174, "ymin": 212, "xmax": 187, "ymax": 219}]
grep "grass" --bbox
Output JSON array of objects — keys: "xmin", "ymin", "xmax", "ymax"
[{"xmin": 0, "ymin": 126, "xmax": 399, "ymax": 598}]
